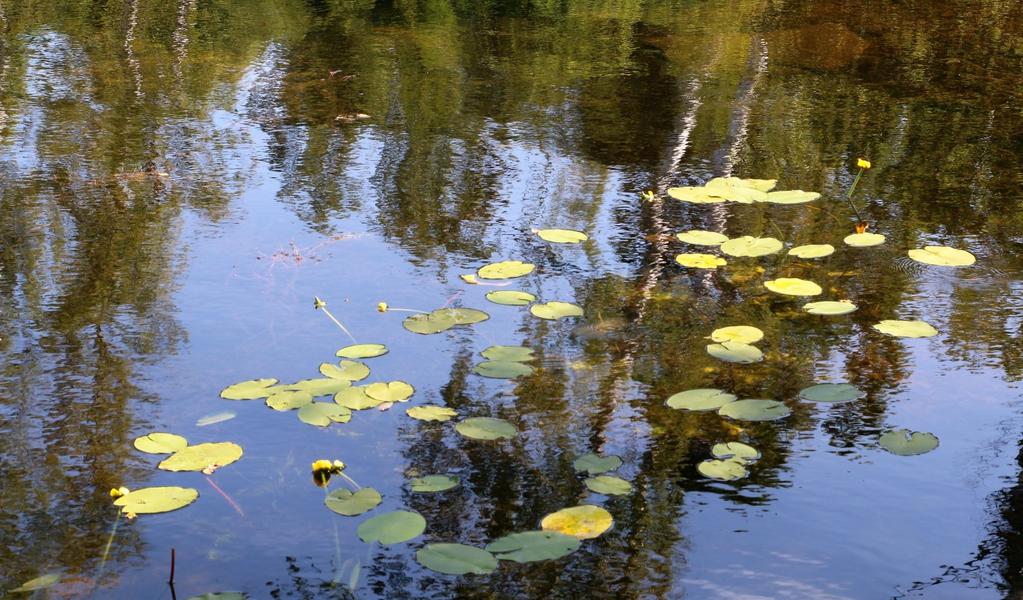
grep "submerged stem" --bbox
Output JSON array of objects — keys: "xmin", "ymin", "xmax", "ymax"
[
  {"xmin": 320, "ymin": 306, "xmax": 358, "ymax": 344},
  {"xmin": 90, "ymin": 511, "xmax": 122, "ymax": 597},
  {"xmin": 844, "ymin": 168, "xmax": 865, "ymax": 223}
]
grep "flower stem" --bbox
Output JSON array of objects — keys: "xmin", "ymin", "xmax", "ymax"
[
  {"xmin": 844, "ymin": 168, "xmax": 866, "ymax": 223},
  {"xmin": 90, "ymin": 511, "xmax": 122, "ymax": 597},
  {"xmin": 320, "ymin": 306, "xmax": 357, "ymax": 344}
]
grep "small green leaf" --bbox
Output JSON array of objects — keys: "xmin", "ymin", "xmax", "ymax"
[
  {"xmin": 534, "ymin": 229, "xmax": 588, "ymax": 244},
  {"xmin": 844, "ymin": 232, "xmax": 886, "ymax": 247},
  {"xmin": 477, "ymin": 260, "xmax": 535, "ymax": 280},
  {"xmin": 719, "ymin": 236, "xmax": 783, "ymax": 257},
  {"xmin": 473, "ymin": 361, "xmax": 535, "ymax": 379},
  {"xmin": 711, "ymin": 442, "xmax": 760, "ymax": 462},
  {"xmin": 416, "ymin": 544, "xmax": 497, "ymax": 575},
  {"xmin": 761, "ymin": 190, "xmax": 820, "ymax": 204},
  {"xmin": 879, "ymin": 429, "xmax": 939, "ymax": 456},
  {"xmin": 798, "ymin": 383, "xmax": 864, "ymax": 403},
  {"xmin": 788, "ymin": 244, "xmax": 834, "ymax": 259},
  {"xmin": 335, "ymin": 386, "xmax": 382, "ymax": 410},
  {"xmin": 10, "ymin": 573, "xmax": 61, "ymax": 592},
  {"xmin": 410, "ymin": 475, "xmax": 460, "ymax": 492},
  {"xmin": 455, "ymin": 417, "xmax": 517, "ymax": 440},
  {"xmin": 402, "ymin": 312, "xmax": 456, "ymax": 335},
  {"xmin": 336, "ymin": 344, "xmax": 389, "ymax": 359},
  {"xmin": 133, "ymin": 432, "xmax": 188, "ymax": 454},
  {"xmin": 676, "ymin": 230, "xmax": 728, "ymax": 246},
  {"xmin": 718, "ymin": 399, "xmax": 791, "ymax": 422},
  {"xmin": 697, "ymin": 458, "xmax": 748, "ymax": 481},
  {"xmin": 325, "ymin": 487, "xmax": 382, "ymax": 516},
  {"xmin": 481, "ymin": 346, "xmax": 534, "ymax": 362},
  {"xmin": 266, "ymin": 390, "xmax": 313, "ymax": 411},
  {"xmin": 584, "ymin": 475, "xmax": 632, "ymax": 495},
  {"xmin": 709, "ymin": 325, "xmax": 763, "ymax": 344},
  {"xmin": 406, "ymin": 405, "xmax": 457, "ymax": 421},
  {"xmin": 764, "ymin": 278, "xmax": 822, "ymax": 296},
  {"xmin": 357, "ymin": 510, "xmax": 426, "ymax": 544},
  {"xmin": 485, "ymin": 290, "xmax": 537, "ymax": 306},
  {"xmin": 220, "ymin": 378, "xmax": 278, "ymax": 400},
  {"xmin": 158, "ymin": 443, "xmax": 243, "ymax": 472},
  {"xmin": 365, "ymin": 381, "xmax": 414, "ymax": 403},
  {"xmin": 666, "ymin": 388, "xmax": 737, "ymax": 411},
  {"xmin": 572, "ymin": 453, "xmax": 622, "ymax": 475},
  {"xmin": 675, "ymin": 253, "xmax": 727, "ymax": 269},
  {"xmin": 320, "ymin": 360, "xmax": 370, "ymax": 381},
  {"xmin": 872, "ymin": 319, "xmax": 938, "ymax": 338},
  {"xmin": 298, "ymin": 403, "xmax": 352, "ymax": 427},
  {"xmin": 706, "ymin": 342, "xmax": 763, "ymax": 363},
  {"xmin": 113, "ymin": 486, "xmax": 199, "ymax": 514},
  {"xmin": 486, "ymin": 531, "xmax": 581, "ymax": 563},
  {"xmin": 667, "ymin": 187, "xmax": 725, "ymax": 204},
  {"xmin": 281, "ymin": 378, "xmax": 351, "ymax": 396},
  {"xmin": 908, "ymin": 246, "xmax": 975, "ymax": 266},
  {"xmin": 530, "ymin": 301, "xmax": 583, "ymax": 320},
  {"xmin": 803, "ymin": 300, "xmax": 857, "ymax": 315}
]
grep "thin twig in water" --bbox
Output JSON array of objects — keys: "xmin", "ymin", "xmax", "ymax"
[{"xmin": 205, "ymin": 477, "xmax": 245, "ymax": 517}]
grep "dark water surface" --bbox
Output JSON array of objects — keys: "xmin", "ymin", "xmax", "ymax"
[{"xmin": 3, "ymin": 1, "xmax": 1023, "ymax": 598}]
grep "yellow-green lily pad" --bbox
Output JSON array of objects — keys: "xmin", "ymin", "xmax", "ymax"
[
  {"xmin": 675, "ymin": 253, "xmax": 727, "ymax": 269},
  {"xmin": 366, "ymin": 381, "xmax": 414, "ymax": 403},
  {"xmin": 908, "ymin": 246, "xmax": 975, "ymax": 266},
  {"xmin": 158, "ymin": 442, "xmax": 243, "ymax": 472},
  {"xmin": 706, "ymin": 342, "xmax": 763, "ymax": 363},
  {"xmin": 266, "ymin": 390, "xmax": 313, "ymax": 411},
  {"xmin": 325, "ymin": 487, "xmax": 382, "ymax": 516},
  {"xmin": 298, "ymin": 403, "xmax": 352, "ymax": 427},
  {"xmin": 788, "ymin": 244, "xmax": 835, "ymax": 258},
  {"xmin": 710, "ymin": 325, "xmax": 763, "ymax": 344},
  {"xmin": 764, "ymin": 278, "xmax": 822, "ymax": 296},
  {"xmin": 455, "ymin": 417, "xmax": 517, "ymax": 440},
  {"xmin": 540, "ymin": 505, "xmax": 613, "ymax": 540},
  {"xmin": 133, "ymin": 432, "xmax": 188, "ymax": 454},
  {"xmin": 336, "ymin": 344, "xmax": 388, "ymax": 359},
  {"xmin": 879, "ymin": 429, "xmax": 939, "ymax": 456},
  {"xmin": 113, "ymin": 486, "xmax": 199, "ymax": 514},
  {"xmin": 718, "ymin": 399, "xmax": 791, "ymax": 421},
  {"xmin": 844, "ymin": 232, "xmax": 886, "ymax": 247},
  {"xmin": 320, "ymin": 360, "xmax": 370, "ymax": 381},
  {"xmin": 406, "ymin": 405, "xmax": 457, "ymax": 421},
  {"xmin": 761, "ymin": 190, "xmax": 820, "ymax": 204},
  {"xmin": 416, "ymin": 544, "xmax": 497, "ymax": 575},
  {"xmin": 873, "ymin": 319, "xmax": 938, "ymax": 338},
  {"xmin": 485, "ymin": 290, "xmax": 537, "ymax": 306},
  {"xmin": 711, "ymin": 442, "xmax": 760, "ymax": 462},
  {"xmin": 584, "ymin": 475, "xmax": 633, "ymax": 495},
  {"xmin": 485, "ymin": 531, "xmax": 581, "ymax": 563},
  {"xmin": 530, "ymin": 301, "xmax": 583, "ymax": 320},
  {"xmin": 572, "ymin": 453, "xmax": 623, "ymax": 475},
  {"xmin": 334, "ymin": 386, "xmax": 382, "ymax": 410},
  {"xmin": 698, "ymin": 458, "xmax": 748, "ymax": 481},
  {"xmin": 220, "ymin": 378, "xmax": 278, "ymax": 400},
  {"xmin": 676, "ymin": 230, "xmax": 729, "ymax": 246},
  {"xmin": 411, "ymin": 474, "xmax": 460, "ymax": 492},
  {"xmin": 477, "ymin": 260, "xmax": 535, "ymax": 280},
  {"xmin": 719, "ymin": 236, "xmax": 783, "ymax": 257},
  {"xmin": 473, "ymin": 361, "xmax": 535, "ymax": 379},
  {"xmin": 666, "ymin": 388, "xmax": 738, "ymax": 411},
  {"xmin": 534, "ymin": 229, "xmax": 588, "ymax": 244},
  {"xmin": 357, "ymin": 510, "xmax": 426, "ymax": 544},
  {"xmin": 803, "ymin": 300, "xmax": 857, "ymax": 315}
]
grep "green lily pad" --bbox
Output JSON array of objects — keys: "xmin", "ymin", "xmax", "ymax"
[
  {"xmin": 908, "ymin": 246, "xmax": 975, "ymax": 266},
  {"xmin": 697, "ymin": 458, "xmax": 748, "ymax": 481},
  {"xmin": 666, "ymin": 388, "xmax": 738, "ymax": 411},
  {"xmin": 477, "ymin": 260, "xmax": 535, "ymax": 280},
  {"xmin": 761, "ymin": 190, "xmax": 820, "ymax": 204},
  {"xmin": 455, "ymin": 417, "xmax": 517, "ymax": 440},
  {"xmin": 473, "ymin": 360, "xmax": 535, "ymax": 379},
  {"xmin": 584, "ymin": 475, "xmax": 633, "ymax": 495},
  {"xmin": 879, "ymin": 429, "xmax": 939, "ymax": 456},
  {"xmin": 719, "ymin": 236, "xmax": 783, "ymax": 257},
  {"xmin": 158, "ymin": 442, "xmax": 243, "ymax": 472},
  {"xmin": 541, "ymin": 505, "xmax": 613, "ymax": 539},
  {"xmin": 298, "ymin": 403, "xmax": 352, "ymax": 427},
  {"xmin": 535, "ymin": 228, "xmax": 588, "ymax": 244},
  {"xmin": 485, "ymin": 531, "xmax": 581, "ymax": 563},
  {"xmin": 366, "ymin": 381, "xmax": 414, "ymax": 403},
  {"xmin": 485, "ymin": 290, "xmax": 537, "ymax": 306},
  {"xmin": 572, "ymin": 453, "xmax": 623, "ymax": 475},
  {"xmin": 718, "ymin": 399, "xmax": 791, "ymax": 422},
  {"xmin": 334, "ymin": 386, "xmax": 382, "ymax": 410},
  {"xmin": 325, "ymin": 487, "xmax": 382, "ymax": 516},
  {"xmin": 320, "ymin": 360, "xmax": 370, "ymax": 381},
  {"xmin": 706, "ymin": 342, "xmax": 763, "ymax": 363},
  {"xmin": 788, "ymin": 244, "xmax": 835, "ymax": 258},
  {"xmin": 675, "ymin": 253, "xmax": 727, "ymax": 269},
  {"xmin": 266, "ymin": 390, "xmax": 313, "ymax": 411},
  {"xmin": 873, "ymin": 319, "xmax": 938, "ymax": 338},
  {"xmin": 530, "ymin": 301, "xmax": 584, "ymax": 320},
  {"xmin": 711, "ymin": 442, "xmax": 760, "ymax": 462},
  {"xmin": 844, "ymin": 232, "xmax": 886, "ymax": 247},
  {"xmin": 133, "ymin": 432, "xmax": 188, "ymax": 454},
  {"xmin": 357, "ymin": 510, "xmax": 426, "ymax": 544},
  {"xmin": 435, "ymin": 307, "xmax": 490, "ymax": 325},
  {"xmin": 667, "ymin": 186, "xmax": 726, "ymax": 204},
  {"xmin": 220, "ymin": 378, "xmax": 278, "ymax": 400},
  {"xmin": 416, "ymin": 544, "xmax": 497, "ymax": 575},
  {"xmin": 410, "ymin": 474, "xmax": 460, "ymax": 492},
  {"xmin": 764, "ymin": 278, "xmax": 822, "ymax": 296},
  {"xmin": 113, "ymin": 486, "xmax": 199, "ymax": 514},
  {"xmin": 481, "ymin": 346, "xmax": 534, "ymax": 362},
  {"xmin": 704, "ymin": 177, "xmax": 770, "ymax": 203},
  {"xmin": 406, "ymin": 405, "xmax": 458, "ymax": 421},
  {"xmin": 283, "ymin": 378, "xmax": 351, "ymax": 396},
  {"xmin": 336, "ymin": 343, "xmax": 389, "ymax": 359},
  {"xmin": 403, "ymin": 311, "xmax": 456, "ymax": 335},
  {"xmin": 799, "ymin": 383, "xmax": 864, "ymax": 403},
  {"xmin": 803, "ymin": 300, "xmax": 857, "ymax": 315},
  {"xmin": 676, "ymin": 230, "xmax": 728, "ymax": 246},
  {"xmin": 10, "ymin": 573, "xmax": 61, "ymax": 592},
  {"xmin": 710, "ymin": 325, "xmax": 763, "ymax": 344}
]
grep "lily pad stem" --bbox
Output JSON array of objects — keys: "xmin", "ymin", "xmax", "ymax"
[{"xmin": 90, "ymin": 511, "xmax": 121, "ymax": 598}]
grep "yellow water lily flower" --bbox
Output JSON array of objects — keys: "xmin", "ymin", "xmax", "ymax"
[
  {"xmin": 377, "ymin": 302, "xmax": 388, "ymax": 312},
  {"xmin": 856, "ymin": 158, "xmax": 871, "ymax": 169},
  {"xmin": 109, "ymin": 486, "xmax": 130, "ymax": 499},
  {"xmin": 311, "ymin": 459, "xmax": 334, "ymax": 473},
  {"xmin": 313, "ymin": 296, "xmax": 326, "ymax": 310}
]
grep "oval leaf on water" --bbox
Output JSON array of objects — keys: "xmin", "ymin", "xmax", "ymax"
[
  {"xmin": 879, "ymin": 429, "xmax": 939, "ymax": 456},
  {"xmin": 719, "ymin": 236, "xmax": 783, "ymax": 257},
  {"xmin": 455, "ymin": 417, "xmax": 517, "ymax": 440},
  {"xmin": 676, "ymin": 230, "xmax": 728, "ymax": 246},
  {"xmin": 675, "ymin": 253, "xmax": 727, "ymax": 269},
  {"xmin": 298, "ymin": 403, "xmax": 352, "ymax": 427},
  {"xmin": 764, "ymin": 278, "xmax": 822, "ymax": 296},
  {"xmin": 541, "ymin": 505, "xmax": 613, "ymax": 540},
  {"xmin": 334, "ymin": 386, "xmax": 382, "ymax": 410},
  {"xmin": 473, "ymin": 360, "xmax": 535, "ymax": 379},
  {"xmin": 666, "ymin": 388, "xmax": 738, "ymax": 411},
  {"xmin": 481, "ymin": 345, "xmax": 534, "ymax": 362},
  {"xmin": 410, "ymin": 474, "xmax": 460, "ymax": 492},
  {"xmin": 711, "ymin": 442, "xmax": 760, "ymax": 462},
  {"xmin": 908, "ymin": 246, "xmax": 975, "ymax": 267},
  {"xmin": 113, "ymin": 486, "xmax": 199, "ymax": 514},
  {"xmin": 325, "ymin": 487, "xmax": 382, "ymax": 516},
  {"xmin": 336, "ymin": 343, "xmax": 388, "ymax": 359},
  {"xmin": 803, "ymin": 300, "xmax": 857, "ymax": 315},
  {"xmin": 762, "ymin": 190, "xmax": 820, "ymax": 204},
  {"xmin": 133, "ymin": 432, "xmax": 188, "ymax": 454},
  {"xmin": 485, "ymin": 531, "xmax": 581, "ymax": 563},
  {"xmin": 406, "ymin": 405, "xmax": 457, "ymax": 422},
  {"xmin": 788, "ymin": 244, "xmax": 835, "ymax": 259},
  {"xmin": 357, "ymin": 510, "xmax": 426, "ymax": 544},
  {"xmin": 11, "ymin": 573, "xmax": 61, "ymax": 592},
  {"xmin": 477, "ymin": 260, "xmax": 535, "ymax": 280},
  {"xmin": 844, "ymin": 232, "xmax": 886, "ymax": 247},
  {"xmin": 667, "ymin": 186, "xmax": 725, "ymax": 204},
  {"xmin": 266, "ymin": 390, "xmax": 313, "ymax": 411},
  {"xmin": 698, "ymin": 458, "xmax": 748, "ymax": 481},
  {"xmin": 434, "ymin": 307, "xmax": 490, "ymax": 325},
  {"xmin": 704, "ymin": 177, "xmax": 770, "ymax": 203},
  {"xmin": 485, "ymin": 290, "xmax": 536, "ymax": 306},
  {"xmin": 530, "ymin": 301, "xmax": 583, "ymax": 320},
  {"xmin": 283, "ymin": 378, "xmax": 351, "ymax": 396},
  {"xmin": 873, "ymin": 319, "xmax": 938, "ymax": 338},
  {"xmin": 584, "ymin": 475, "xmax": 633, "ymax": 496},
  {"xmin": 799, "ymin": 383, "xmax": 864, "ymax": 404},
  {"xmin": 403, "ymin": 312, "xmax": 456, "ymax": 335},
  {"xmin": 365, "ymin": 381, "xmax": 414, "ymax": 403},
  {"xmin": 158, "ymin": 442, "xmax": 243, "ymax": 472},
  {"xmin": 718, "ymin": 399, "xmax": 791, "ymax": 422},
  {"xmin": 706, "ymin": 342, "xmax": 763, "ymax": 364},
  {"xmin": 416, "ymin": 544, "xmax": 497, "ymax": 575},
  {"xmin": 534, "ymin": 228, "xmax": 588, "ymax": 244},
  {"xmin": 320, "ymin": 360, "xmax": 370, "ymax": 382},
  {"xmin": 572, "ymin": 453, "xmax": 623, "ymax": 475},
  {"xmin": 710, "ymin": 325, "xmax": 763, "ymax": 344},
  {"xmin": 220, "ymin": 378, "xmax": 278, "ymax": 400}
]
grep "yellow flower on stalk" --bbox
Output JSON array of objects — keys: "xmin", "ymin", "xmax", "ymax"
[
  {"xmin": 377, "ymin": 302, "xmax": 388, "ymax": 312},
  {"xmin": 109, "ymin": 486, "xmax": 130, "ymax": 499},
  {"xmin": 856, "ymin": 158, "xmax": 871, "ymax": 169},
  {"xmin": 311, "ymin": 459, "xmax": 334, "ymax": 474}
]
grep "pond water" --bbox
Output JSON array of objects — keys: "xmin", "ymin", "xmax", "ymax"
[{"xmin": 3, "ymin": 1, "xmax": 1023, "ymax": 598}]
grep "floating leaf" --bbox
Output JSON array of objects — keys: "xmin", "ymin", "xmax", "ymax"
[
  {"xmin": 718, "ymin": 399, "xmax": 791, "ymax": 422},
  {"xmin": 298, "ymin": 403, "xmax": 352, "ymax": 427},
  {"xmin": 908, "ymin": 246, "xmax": 976, "ymax": 267},
  {"xmin": 10, "ymin": 574, "xmax": 60, "ymax": 592},
  {"xmin": 873, "ymin": 320, "xmax": 938, "ymax": 338},
  {"xmin": 335, "ymin": 386, "xmax": 382, "ymax": 410},
  {"xmin": 402, "ymin": 312, "xmax": 456, "ymax": 335},
  {"xmin": 676, "ymin": 230, "xmax": 728, "ymax": 246},
  {"xmin": 584, "ymin": 475, "xmax": 632, "ymax": 495},
  {"xmin": 803, "ymin": 300, "xmax": 857, "ymax": 315},
  {"xmin": 666, "ymin": 388, "xmax": 738, "ymax": 411},
  {"xmin": 320, "ymin": 360, "xmax": 370, "ymax": 381},
  {"xmin": 366, "ymin": 381, "xmax": 414, "ymax": 403},
  {"xmin": 266, "ymin": 390, "xmax": 313, "ymax": 411},
  {"xmin": 481, "ymin": 346, "xmax": 534, "ymax": 362},
  {"xmin": 572, "ymin": 453, "xmax": 623, "ymax": 475},
  {"xmin": 879, "ymin": 430, "xmax": 939, "ymax": 456},
  {"xmin": 416, "ymin": 544, "xmax": 497, "ymax": 575},
  {"xmin": 844, "ymin": 232, "xmax": 886, "ymax": 247},
  {"xmin": 196, "ymin": 411, "xmax": 236, "ymax": 427},
  {"xmin": 477, "ymin": 261, "xmax": 535, "ymax": 280},
  {"xmin": 455, "ymin": 417, "xmax": 517, "ymax": 440},
  {"xmin": 473, "ymin": 360, "xmax": 535, "ymax": 379},
  {"xmin": 706, "ymin": 342, "xmax": 763, "ymax": 363},
  {"xmin": 710, "ymin": 325, "xmax": 764, "ymax": 344},
  {"xmin": 411, "ymin": 475, "xmax": 460, "ymax": 492},
  {"xmin": 113, "ymin": 486, "xmax": 199, "ymax": 514},
  {"xmin": 667, "ymin": 187, "xmax": 725, "ymax": 204},
  {"xmin": 711, "ymin": 442, "xmax": 760, "ymax": 462},
  {"xmin": 541, "ymin": 505, "xmax": 613, "ymax": 540},
  {"xmin": 761, "ymin": 190, "xmax": 820, "ymax": 204},
  {"xmin": 704, "ymin": 177, "xmax": 770, "ymax": 203},
  {"xmin": 133, "ymin": 432, "xmax": 188, "ymax": 454},
  {"xmin": 220, "ymin": 378, "xmax": 278, "ymax": 400},
  {"xmin": 435, "ymin": 307, "xmax": 490, "ymax": 325},
  {"xmin": 357, "ymin": 510, "xmax": 426, "ymax": 544},
  {"xmin": 764, "ymin": 278, "xmax": 822, "ymax": 296},
  {"xmin": 336, "ymin": 344, "xmax": 388, "ymax": 359},
  {"xmin": 486, "ymin": 531, "xmax": 581, "ymax": 563},
  {"xmin": 530, "ymin": 301, "xmax": 584, "ymax": 320},
  {"xmin": 675, "ymin": 253, "xmax": 727, "ymax": 269},
  {"xmin": 283, "ymin": 378, "xmax": 351, "ymax": 396},
  {"xmin": 325, "ymin": 487, "xmax": 382, "ymax": 516},
  {"xmin": 535, "ymin": 229, "xmax": 588, "ymax": 244},
  {"xmin": 698, "ymin": 459, "xmax": 748, "ymax": 481},
  {"xmin": 788, "ymin": 244, "xmax": 835, "ymax": 259},
  {"xmin": 485, "ymin": 290, "xmax": 536, "ymax": 306},
  {"xmin": 799, "ymin": 383, "xmax": 864, "ymax": 404},
  {"xmin": 158, "ymin": 443, "xmax": 243, "ymax": 472},
  {"xmin": 406, "ymin": 405, "xmax": 458, "ymax": 421},
  {"xmin": 719, "ymin": 236, "xmax": 783, "ymax": 257}
]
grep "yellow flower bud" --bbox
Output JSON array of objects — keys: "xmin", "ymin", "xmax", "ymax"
[
  {"xmin": 377, "ymin": 302, "xmax": 388, "ymax": 313},
  {"xmin": 856, "ymin": 158, "xmax": 871, "ymax": 169},
  {"xmin": 332, "ymin": 460, "xmax": 346, "ymax": 471},
  {"xmin": 109, "ymin": 486, "xmax": 130, "ymax": 499},
  {"xmin": 311, "ymin": 459, "xmax": 333, "ymax": 473}
]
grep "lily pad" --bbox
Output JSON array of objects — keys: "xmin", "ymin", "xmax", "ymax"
[
  {"xmin": 540, "ymin": 505, "xmax": 613, "ymax": 540},
  {"xmin": 283, "ymin": 378, "xmax": 351, "ymax": 396},
  {"xmin": 710, "ymin": 325, "xmax": 764, "ymax": 344},
  {"xmin": 676, "ymin": 230, "xmax": 728, "ymax": 246},
  {"xmin": 416, "ymin": 544, "xmax": 497, "ymax": 575},
  {"xmin": 908, "ymin": 246, "xmax": 976, "ymax": 267},
  {"xmin": 266, "ymin": 390, "xmax": 313, "ymax": 411},
  {"xmin": 403, "ymin": 311, "xmax": 456, "ymax": 335},
  {"xmin": 803, "ymin": 300, "xmax": 857, "ymax": 315},
  {"xmin": 298, "ymin": 403, "xmax": 352, "ymax": 427},
  {"xmin": 535, "ymin": 229, "xmax": 588, "ymax": 244},
  {"xmin": 133, "ymin": 432, "xmax": 188, "ymax": 454},
  {"xmin": 697, "ymin": 458, "xmax": 748, "ymax": 481},
  {"xmin": 572, "ymin": 453, "xmax": 623, "ymax": 475},
  {"xmin": 711, "ymin": 442, "xmax": 760, "ymax": 462},
  {"xmin": 675, "ymin": 253, "xmax": 727, "ymax": 269},
  {"xmin": 325, "ymin": 487, "xmax": 382, "ymax": 516},
  {"xmin": 456, "ymin": 417, "xmax": 517, "ymax": 440},
  {"xmin": 336, "ymin": 344, "xmax": 388, "ymax": 359},
  {"xmin": 220, "ymin": 378, "xmax": 278, "ymax": 400},
  {"xmin": 320, "ymin": 360, "xmax": 370, "ymax": 381},
  {"xmin": 706, "ymin": 342, "xmax": 764, "ymax": 364},
  {"xmin": 406, "ymin": 405, "xmax": 458, "ymax": 422},
  {"xmin": 434, "ymin": 307, "xmax": 490, "ymax": 325},
  {"xmin": 879, "ymin": 429, "xmax": 939, "ymax": 456},
  {"xmin": 873, "ymin": 320, "xmax": 938, "ymax": 338},
  {"xmin": 477, "ymin": 261, "xmax": 535, "ymax": 280},
  {"xmin": 666, "ymin": 388, "xmax": 738, "ymax": 411},
  {"xmin": 799, "ymin": 383, "xmax": 864, "ymax": 404},
  {"xmin": 473, "ymin": 360, "xmax": 535, "ymax": 379},
  {"xmin": 704, "ymin": 177, "xmax": 770, "ymax": 203},
  {"xmin": 485, "ymin": 290, "xmax": 537, "ymax": 306},
  {"xmin": 530, "ymin": 301, "xmax": 584, "ymax": 320},
  {"xmin": 762, "ymin": 190, "xmax": 820, "ymax": 204},
  {"xmin": 485, "ymin": 531, "xmax": 581, "ymax": 563},
  {"xmin": 481, "ymin": 346, "xmax": 534, "ymax": 362},
  {"xmin": 764, "ymin": 278, "xmax": 822, "ymax": 296},
  {"xmin": 719, "ymin": 236, "xmax": 783, "ymax": 257},
  {"xmin": 366, "ymin": 381, "xmax": 414, "ymax": 403},
  {"xmin": 357, "ymin": 510, "xmax": 426, "ymax": 544},
  {"xmin": 334, "ymin": 386, "xmax": 382, "ymax": 410},
  {"xmin": 584, "ymin": 475, "xmax": 633, "ymax": 495},
  {"xmin": 718, "ymin": 399, "xmax": 791, "ymax": 422},
  {"xmin": 10, "ymin": 574, "xmax": 61, "ymax": 592},
  {"xmin": 113, "ymin": 486, "xmax": 199, "ymax": 514},
  {"xmin": 788, "ymin": 244, "xmax": 835, "ymax": 259},
  {"xmin": 844, "ymin": 232, "xmax": 886, "ymax": 247},
  {"xmin": 410, "ymin": 475, "xmax": 460, "ymax": 492},
  {"xmin": 667, "ymin": 186, "xmax": 725, "ymax": 204},
  {"xmin": 158, "ymin": 442, "xmax": 243, "ymax": 472}
]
